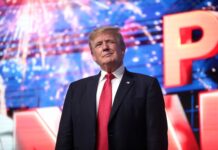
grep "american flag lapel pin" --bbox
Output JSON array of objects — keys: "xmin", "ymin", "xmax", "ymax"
[{"xmin": 126, "ymin": 81, "xmax": 130, "ymax": 84}]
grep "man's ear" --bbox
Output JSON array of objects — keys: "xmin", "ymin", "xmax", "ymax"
[
  {"xmin": 121, "ymin": 43, "xmax": 126, "ymax": 54},
  {"xmin": 91, "ymin": 51, "xmax": 97, "ymax": 62},
  {"xmin": 121, "ymin": 48, "xmax": 126, "ymax": 55}
]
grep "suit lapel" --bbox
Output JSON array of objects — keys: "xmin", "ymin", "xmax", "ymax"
[
  {"xmin": 109, "ymin": 70, "xmax": 134, "ymax": 122},
  {"xmin": 77, "ymin": 73, "xmax": 99, "ymax": 149},
  {"xmin": 88, "ymin": 73, "xmax": 100, "ymax": 113},
  {"xmin": 86, "ymin": 73, "xmax": 100, "ymax": 119}
]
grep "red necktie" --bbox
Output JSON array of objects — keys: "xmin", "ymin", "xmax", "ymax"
[{"xmin": 97, "ymin": 73, "xmax": 114, "ymax": 150}]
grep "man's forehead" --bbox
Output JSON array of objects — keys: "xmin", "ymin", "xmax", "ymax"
[{"xmin": 93, "ymin": 32, "xmax": 115, "ymax": 41}]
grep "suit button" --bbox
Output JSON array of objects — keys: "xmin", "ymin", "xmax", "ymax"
[{"xmin": 108, "ymin": 130, "xmax": 113, "ymax": 137}]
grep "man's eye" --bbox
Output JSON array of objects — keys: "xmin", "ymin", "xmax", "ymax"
[
  {"xmin": 95, "ymin": 43, "xmax": 102, "ymax": 47},
  {"xmin": 108, "ymin": 40, "xmax": 115, "ymax": 44}
]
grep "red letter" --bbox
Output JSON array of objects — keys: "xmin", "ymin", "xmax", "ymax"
[
  {"xmin": 163, "ymin": 11, "xmax": 218, "ymax": 87},
  {"xmin": 14, "ymin": 107, "xmax": 61, "ymax": 149},
  {"xmin": 199, "ymin": 90, "xmax": 218, "ymax": 150},
  {"xmin": 164, "ymin": 95, "xmax": 199, "ymax": 150}
]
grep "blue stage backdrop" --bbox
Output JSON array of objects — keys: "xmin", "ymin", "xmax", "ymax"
[{"xmin": 0, "ymin": 0, "xmax": 218, "ymax": 142}]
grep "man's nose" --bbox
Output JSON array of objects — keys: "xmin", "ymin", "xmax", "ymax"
[{"xmin": 102, "ymin": 42, "xmax": 109, "ymax": 49}]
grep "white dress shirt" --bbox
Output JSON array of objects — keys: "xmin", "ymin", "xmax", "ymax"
[{"xmin": 96, "ymin": 65, "xmax": 125, "ymax": 112}]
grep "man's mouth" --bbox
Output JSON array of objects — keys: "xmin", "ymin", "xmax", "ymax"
[{"xmin": 103, "ymin": 53, "xmax": 113, "ymax": 57}]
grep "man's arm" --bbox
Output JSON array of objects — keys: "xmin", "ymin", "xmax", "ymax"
[
  {"xmin": 146, "ymin": 78, "xmax": 168, "ymax": 150},
  {"xmin": 55, "ymin": 84, "xmax": 74, "ymax": 150}
]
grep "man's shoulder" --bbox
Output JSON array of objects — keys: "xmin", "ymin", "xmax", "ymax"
[
  {"xmin": 126, "ymin": 70, "xmax": 161, "ymax": 88},
  {"xmin": 126, "ymin": 70, "xmax": 156, "ymax": 81},
  {"xmin": 69, "ymin": 74, "xmax": 99, "ymax": 87}
]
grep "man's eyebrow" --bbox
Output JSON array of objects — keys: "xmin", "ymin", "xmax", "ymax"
[{"xmin": 95, "ymin": 41, "xmax": 102, "ymax": 44}]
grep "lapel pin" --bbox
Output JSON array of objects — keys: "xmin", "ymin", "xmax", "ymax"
[{"xmin": 126, "ymin": 81, "xmax": 130, "ymax": 84}]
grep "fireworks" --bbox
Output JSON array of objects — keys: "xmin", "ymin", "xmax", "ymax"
[{"xmin": 0, "ymin": 0, "xmax": 217, "ymax": 108}]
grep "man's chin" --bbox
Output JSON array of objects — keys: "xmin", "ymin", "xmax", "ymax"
[{"xmin": 102, "ymin": 60, "xmax": 114, "ymax": 65}]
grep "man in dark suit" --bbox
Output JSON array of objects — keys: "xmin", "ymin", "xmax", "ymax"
[{"xmin": 55, "ymin": 26, "xmax": 168, "ymax": 150}]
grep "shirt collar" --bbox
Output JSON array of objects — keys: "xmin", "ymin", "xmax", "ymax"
[{"xmin": 100, "ymin": 65, "xmax": 125, "ymax": 81}]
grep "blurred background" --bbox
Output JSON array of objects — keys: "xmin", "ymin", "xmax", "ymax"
[{"xmin": 0, "ymin": 0, "xmax": 218, "ymax": 149}]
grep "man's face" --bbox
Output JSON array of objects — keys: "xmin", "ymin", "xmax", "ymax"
[{"xmin": 91, "ymin": 32, "xmax": 125, "ymax": 71}]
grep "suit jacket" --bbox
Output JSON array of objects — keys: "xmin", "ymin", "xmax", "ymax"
[{"xmin": 55, "ymin": 70, "xmax": 168, "ymax": 150}]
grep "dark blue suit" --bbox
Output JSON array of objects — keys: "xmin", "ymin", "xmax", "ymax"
[{"xmin": 56, "ymin": 70, "xmax": 168, "ymax": 150}]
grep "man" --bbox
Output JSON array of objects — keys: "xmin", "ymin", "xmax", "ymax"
[{"xmin": 56, "ymin": 26, "xmax": 168, "ymax": 150}]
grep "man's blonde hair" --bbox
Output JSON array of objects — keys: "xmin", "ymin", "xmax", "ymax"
[{"xmin": 88, "ymin": 26, "xmax": 126, "ymax": 52}]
